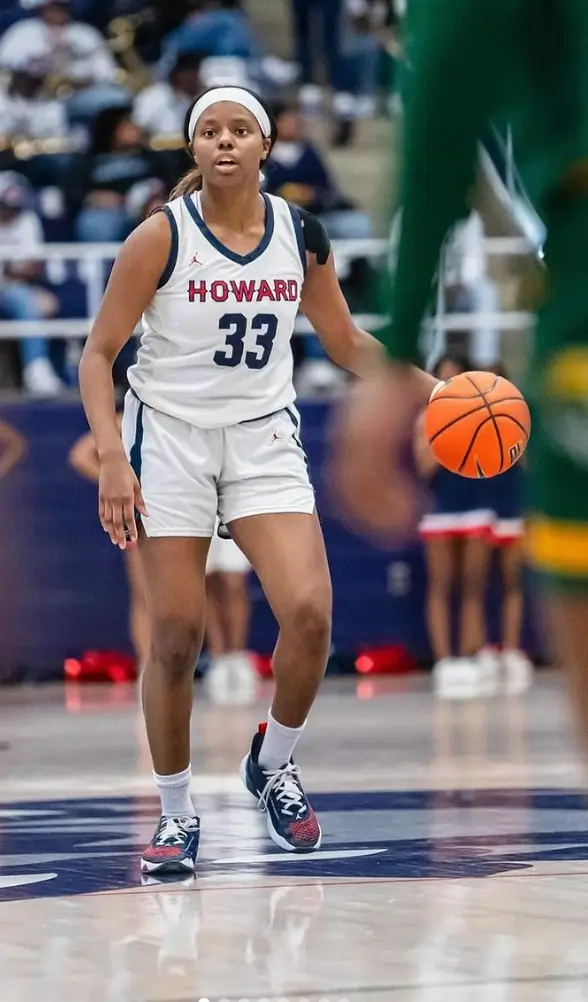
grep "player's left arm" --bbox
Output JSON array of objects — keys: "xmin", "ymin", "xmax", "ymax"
[{"xmin": 299, "ymin": 216, "xmax": 437, "ymax": 397}]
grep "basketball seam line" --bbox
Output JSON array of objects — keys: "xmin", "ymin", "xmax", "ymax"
[
  {"xmin": 428, "ymin": 397, "xmax": 523, "ymax": 445},
  {"xmin": 463, "ymin": 373, "xmax": 503, "ymax": 475}
]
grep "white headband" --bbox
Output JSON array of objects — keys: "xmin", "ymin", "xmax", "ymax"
[{"xmin": 188, "ymin": 87, "xmax": 271, "ymax": 143}]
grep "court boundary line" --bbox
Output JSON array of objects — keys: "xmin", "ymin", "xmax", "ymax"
[
  {"xmin": 149, "ymin": 972, "xmax": 588, "ymax": 1001},
  {"xmin": 72, "ymin": 865, "xmax": 588, "ymax": 902}
]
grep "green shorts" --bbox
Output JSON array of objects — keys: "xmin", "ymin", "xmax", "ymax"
[{"xmin": 526, "ymin": 197, "xmax": 588, "ymax": 588}]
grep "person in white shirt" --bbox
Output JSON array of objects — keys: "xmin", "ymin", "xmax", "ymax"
[
  {"xmin": 0, "ymin": 0, "xmax": 117, "ymax": 88},
  {"xmin": 133, "ymin": 52, "xmax": 205, "ymax": 140},
  {"xmin": 0, "ymin": 172, "xmax": 64, "ymax": 395},
  {"xmin": 0, "ymin": 52, "xmax": 68, "ymax": 140}
]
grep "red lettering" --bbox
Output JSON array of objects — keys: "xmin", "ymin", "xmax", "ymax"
[
  {"xmin": 287, "ymin": 280, "xmax": 299, "ymax": 302},
  {"xmin": 211, "ymin": 280, "xmax": 229, "ymax": 302},
  {"xmin": 256, "ymin": 278, "xmax": 276, "ymax": 302},
  {"xmin": 274, "ymin": 279, "xmax": 288, "ymax": 302},
  {"xmin": 188, "ymin": 280, "xmax": 207, "ymax": 302},
  {"xmin": 229, "ymin": 279, "xmax": 255, "ymax": 303}
]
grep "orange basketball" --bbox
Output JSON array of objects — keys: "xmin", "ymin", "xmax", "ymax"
[{"xmin": 424, "ymin": 371, "xmax": 531, "ymax": 479}]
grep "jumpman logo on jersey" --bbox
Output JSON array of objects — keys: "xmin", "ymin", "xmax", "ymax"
[{"xmin": 190, "ymin": 253, "xmax": 203, "ymax": 266}]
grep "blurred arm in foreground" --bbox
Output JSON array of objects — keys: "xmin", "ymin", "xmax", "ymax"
[{"xmin": 333, "ymin": 0, "xmax": 504, "ymax": 536}]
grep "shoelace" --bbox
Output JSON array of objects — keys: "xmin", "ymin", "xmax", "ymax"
[
  {"xmin": 258, "ymin": 763, "xmax": 306, "ymax": 817},
  {"xmin": 155, "ymin": 817, "xmax": 196, "ymax": 846}
]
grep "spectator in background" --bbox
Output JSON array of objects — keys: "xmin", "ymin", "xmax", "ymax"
[
  {"xmin": 71, "ymin": 105, "xmax": 171, "ymax": 241},
  {"xmin": 265, "ymin": 100, "xmax": 372, "ymax": 239},
  {"xmin": 133, "ymin": 51, "xmax": 204, "ymax": 139},
  {"xmin": 159, "ymin": 1, "xmax": 297, "ymax": 94},
  {"xmin": 0, "ymin": 53, "xmax": 68, "ymax": 141},
  {"xmin": 414, "ymin": 353, "xmax": 495, "ymax": 701},
  {"xmin": 0, "ymin": 1, "xmax": 118, "ymax": 88},
  {"xmin": 0, "ymin": 172, "xmax": 64, "ymax": 396},
  {"xmin": 125, "ymin": 177, "xmax": 168, "ymax": 225}
]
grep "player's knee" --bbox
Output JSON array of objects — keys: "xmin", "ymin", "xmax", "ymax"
[
  {"xmin": 288, "ymin": 590, "xmax": 332, "ymax": 652},
  {"xmin": 151, "ymin": 617, "xmax": 203, "ymax": 678}
]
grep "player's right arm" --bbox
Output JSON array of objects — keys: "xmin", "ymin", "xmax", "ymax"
[{"xmin": 78, "ymin": 212, "xmax": 171, "ymax": 548}]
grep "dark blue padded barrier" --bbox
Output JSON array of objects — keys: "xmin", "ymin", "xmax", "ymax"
[{"xmin": 0, "ymin": 400, "xmax": 544, "ymax": 680}]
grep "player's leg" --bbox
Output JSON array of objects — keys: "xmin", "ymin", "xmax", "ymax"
[
  {"xmin": 230, "ymin": 510, "xmax": 331, "ymax": 851},
  {"xmin": 125, "ymin": 545, "xmax": 150, "ymax": 669},
  {"xmin": 459, "ymin": 533, "xmax": 491, "ymax": 657},
  {"xmin": 498, "ymin": 538, "xmax": 533, "ymax": 693},
  {"xmin": 220, "ymin": 406, "xmax": 329, "ymax": 851},
  {"xmin": 204, "ymin": 535, "xmax": 254, "ymax": 702},
  {"xmin": 121, "ymin": 395, "xmax": 217, "ymax": 873},
  {"xmin": 137, "ymin": 535, "xmax": 210, "ymax": 873},
  {"xmin": 424, "ymin": 535, "xmax": 456, "ymax": 662}
]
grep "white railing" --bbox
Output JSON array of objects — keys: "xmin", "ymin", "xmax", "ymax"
[{"xmin": 0, "ymin": 236, "xmax": 534, "ymax": 339}]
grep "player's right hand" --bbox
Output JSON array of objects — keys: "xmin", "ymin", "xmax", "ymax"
[{"xmin": 98, "ymin": 451, "xmax": 148, "ymax": 549}]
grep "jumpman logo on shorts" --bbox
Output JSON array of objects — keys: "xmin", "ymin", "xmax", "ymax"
[{"xmin": 271, "ymin": 429, "xmax": 281, "ymax": 443}]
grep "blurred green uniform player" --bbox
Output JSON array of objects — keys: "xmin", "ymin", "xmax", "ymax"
[{"xmin": 382, "ymin": 0, "xmax": 588, "ymax": 588}]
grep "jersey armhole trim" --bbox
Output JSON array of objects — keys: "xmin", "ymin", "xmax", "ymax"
[
  {"xmin": 287, "ymin": 203, "xmax": 307, "ymax": 275},
  {"xmin": 157, "ymin": 206, "xmax": 179, "ymax": 289}
]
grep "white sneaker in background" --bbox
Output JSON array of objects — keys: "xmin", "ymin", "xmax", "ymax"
[
  {"xmin": 501, "ymin": 648, "xmax": 534, "ymax": 695},
  {"xmin": 226, "ymin": 650, "xmax": 257, "ymax": 704},
  {"xmin": 204, "ymin": 655, "xmax": 232, "ymax": 704},
  {"xmin": 23, "ymin": 357, "xmax": 64, "ymax": 397},
  {"xmin": 476, "ymin": 646, "xmax": 501, "ymax": 696},
  {"xmin": 205, "ymin": 652, "xmax": 257, "ymax": 705},
  {"xmin": 433, "ymin": 656, "xmax": 480, "ymax": 701}
]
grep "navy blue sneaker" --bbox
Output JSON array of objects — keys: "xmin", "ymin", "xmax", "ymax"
[
  {"xmin": 141, "ymin": 816, "xmax": 200, "ymax": 874},
  {"xmin": 240, "ymin": 724, "xmax": 321, "ymax": 852}
]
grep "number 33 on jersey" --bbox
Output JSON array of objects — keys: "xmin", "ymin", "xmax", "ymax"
[{"xmin": 128, "ymin": 191, "xmax": 305, "ymax": 428}]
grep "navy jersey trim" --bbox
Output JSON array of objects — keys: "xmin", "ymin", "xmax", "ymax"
[
  {"xmin": 287, "ymin": 203, "xmax": 307, "ymax": 275},
  {"xmin": 183, "ymin": 192, "xmax": 275, "ymax": 265},
  {"xmin": 285, "ymin": 405, "xmax": 311, "ymax": 475},
  {"xmin": 157, "ymin": 206, "xmax": 179, "ymax": 289},
  {"xmin": 129, "ymin": 401, "xmax": 144, "ymax": 483}
]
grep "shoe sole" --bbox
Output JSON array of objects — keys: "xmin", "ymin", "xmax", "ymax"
[
  {"xmin": 239, "ymin": 756, "xmax": 322, "ymax": 853},
  {"xmin": 140, "ymin": 856, "xmax": 196, "ymax": 875}
]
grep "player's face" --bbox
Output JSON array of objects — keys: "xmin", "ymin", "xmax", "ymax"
[{"xmin": 192, "ymin": 102, "xmax": 270, "ymax": 188}]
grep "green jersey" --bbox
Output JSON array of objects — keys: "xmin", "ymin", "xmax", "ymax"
[{"xmin": 384, "ymin": 0, "xmax": 588, "ymax": 363}]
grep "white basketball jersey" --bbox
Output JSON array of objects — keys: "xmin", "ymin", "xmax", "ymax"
[{"xmin": 127, "ymin": 191, "xmax": 305, "ymax": 428}]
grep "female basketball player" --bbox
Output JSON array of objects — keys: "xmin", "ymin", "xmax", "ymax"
[
  {"xmin": 414, "ymin": 354, "xmax": 495, "ymax": 699},
  {"xmin": 79, "ymin": 85, "xmax": 437, "ymax": 874}
]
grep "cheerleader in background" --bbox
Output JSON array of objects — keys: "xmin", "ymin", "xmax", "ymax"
[
  {"xmin": 414, "ymin": 353, "xmax": 496, "ymax": 700},
  {"xmin": 478, "ymin": 362, "xmax": 534, "ymax": 694}
]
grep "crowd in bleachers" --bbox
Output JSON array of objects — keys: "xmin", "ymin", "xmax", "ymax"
[{"xmin": 0, "ymin": 0, "xmax": 397, "ymax": 396}]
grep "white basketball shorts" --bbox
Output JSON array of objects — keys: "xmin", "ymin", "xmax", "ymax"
[
  {"xmin": 121, "ymin": 392, "xmax": 315, "ymax": 537},
  {"xmin": 206, "ymin": 533, "xmax": 251, "ymax": 574}
]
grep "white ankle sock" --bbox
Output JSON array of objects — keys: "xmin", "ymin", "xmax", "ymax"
[
  {"xmin": 153, "ymin": 764, "xmax": 196, "ymax": 817},
  {"xmin": 258, "ymin": 710, "xmax": 306, "ymax": 769}
]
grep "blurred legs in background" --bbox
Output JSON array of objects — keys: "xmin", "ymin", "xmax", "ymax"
[
  {"xmin": 0, "ymin": 282, "xmax": 63, "ymax": 396},
  {"xmin": 204, "ymin": 535, "xmax": 255, "ymax": 705}
]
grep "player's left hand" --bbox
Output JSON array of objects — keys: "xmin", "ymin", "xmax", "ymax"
[{"xmin": 331, "ymin": 364, "xmax": 427, "ymax": 539}]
